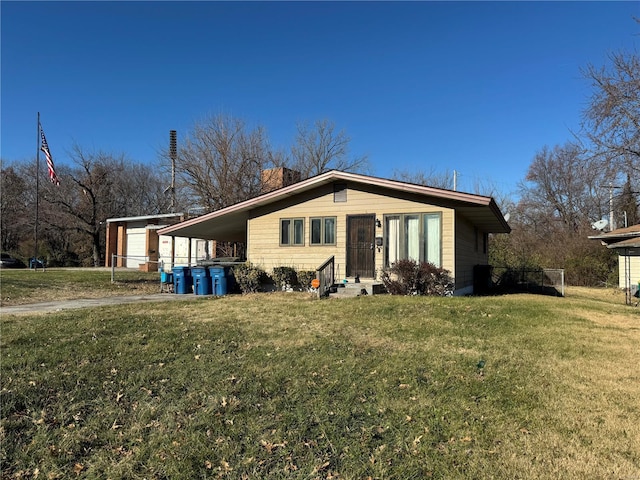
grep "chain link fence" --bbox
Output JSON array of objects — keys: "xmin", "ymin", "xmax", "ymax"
[{"xmin": 489, "ymin": 267, "xmax": 565, "ymax": 297}]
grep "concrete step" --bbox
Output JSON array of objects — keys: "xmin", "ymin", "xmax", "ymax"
[{"xmin": 328, "ymin": 279, "xmax": 386, "ymax": 298}]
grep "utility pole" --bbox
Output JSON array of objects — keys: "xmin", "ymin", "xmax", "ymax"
[
  {"xmin": 608, "ymin": 182, "xmax": 625, "ymax": 231},
  {"xmin": 609, "ymin": 182, "xmax": 615, "ymax": 231},
  {"xmin": 600, "ymin": 183, "xmax": 622, "ymax": 231},
  {"xmin": 169, "ymin": 130, "xmax": 177, "ymax": 213}
]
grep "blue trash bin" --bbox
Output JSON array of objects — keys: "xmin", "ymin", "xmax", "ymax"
[
  {"xmin": 160, "ymin": 271, "xmax": 174, "ymax": 293},
  {"xmin": 30, "ymin": 258, "xmax": 45, "ymax": 269},
  {"xmin": 173, "ymin": 267, "xmax": 192, "ymax": 294},
  {"xmin": 191, "ymin": 267, "xmax": 212, "ymax": 295},
  {"xmin": 160, "ymin": 271, "xmax": 173, "ymax": 284},
  {"xmin": 209, "ymin": 266, "xmax": 228, "ymax": 296}
]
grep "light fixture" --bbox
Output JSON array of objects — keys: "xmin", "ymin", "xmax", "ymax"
[{"xmin": 376, "ymin": 218, "xmax": 382, "ymax": 228}]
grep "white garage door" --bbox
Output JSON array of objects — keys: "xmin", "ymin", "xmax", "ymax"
[{"xmin": 126, "ymin": 227, "xmax": 146, "ymax": 268}]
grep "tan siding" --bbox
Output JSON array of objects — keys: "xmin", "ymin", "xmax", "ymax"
[
  {"xmin": 618, "ymin": 253, "xmax": 640, "ymax": 289},
  {"xmin": 455, "ymin": 215, "xmax": 489, "ymax": 290},
  {"xmin": 247, "ymin": 185, "xmax": 455, "ymax": 278}
]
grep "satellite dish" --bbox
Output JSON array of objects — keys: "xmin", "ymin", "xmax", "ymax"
[
  {"xmin": 504, "ymin": 213, "xmax": 511, "ymax": 222},
  {"xmin": 591, "ymin": 219, "xmax": 608, "ymax": 231}
]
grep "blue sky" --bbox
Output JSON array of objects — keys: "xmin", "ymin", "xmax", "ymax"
[{"xmin": 2, "ymin": 1, "xmax": 638, "ymax": 196}]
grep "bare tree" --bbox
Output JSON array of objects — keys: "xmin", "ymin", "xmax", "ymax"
[
  {"xmin": 519, "ymin": 143, "xmax": 613, "ymax": 232},
  {"xmin": 502, "ymin": 143, "xmax": 620, "ymax": 285},
  {"xmin": 290, "ymin": 119, "xmax": 369, "ymax": 178},
  {"xmin": 392, "ymin": 167, "xmax": 454, "ymax": 190},
  {"xmin": 392, "ymin": 167, "xmax": 514, "ymax": 215},
  {"xmin": 0, "ymin": 163, "xmax": 31, "ymax": 253},
  {"xmin": 176, "ymin": 114, "xmax": 275, "ymax": 211},
  {"xmin": 40, "ymin": 147, "xmax": 168, "ymax": 266},
  {"xmin": 112, "ymin": 162, "xmax": 172, "ymax": 217},
  {"xmin": 41, "ymin": 148, "xmax": 118, "ymax": 266},
  {"xmin": 582, "ymin": 50, "xmax": 640, "ymax": 179},
  {"xmin": 615, "ymin": 174, "xmax": 640, "ymax": 227}
]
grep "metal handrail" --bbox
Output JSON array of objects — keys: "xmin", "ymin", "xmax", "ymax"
[{"xmin": 316, "ymin": 256, "xmax": 335, "ymax": 298}]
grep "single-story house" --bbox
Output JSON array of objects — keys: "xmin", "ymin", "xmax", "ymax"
[
  {"xmin": 157, "ymin": 169, "xmax": 510, "ymax": 295},
  {"xmin": 589, "ymin": 224, "xmax": 640, "ymax": 296}
]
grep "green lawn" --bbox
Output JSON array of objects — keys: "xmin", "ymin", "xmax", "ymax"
[{"xmin": 1, "ymin": 274, "xmax": 639, "ymax": 479}]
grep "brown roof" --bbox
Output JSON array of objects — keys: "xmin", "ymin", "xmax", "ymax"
[
  {"xmin": 158, "ymin": 170, "xmax": 511, "ymax": 240},
  {"xmin": 589, "ymin": 223, "xmax": 640, "ymax": 242},
  {"xmin": 606, "ymin": 237, "xmax": 640, "ymax": 249}
]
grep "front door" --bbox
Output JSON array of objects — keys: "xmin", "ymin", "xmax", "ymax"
[{"xmin": 346, "ymin": 215, "xmax": 375, "ymax": 278}]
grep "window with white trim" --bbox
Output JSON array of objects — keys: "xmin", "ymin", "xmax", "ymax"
[
  {"xmin": 310, "ymin": 217, "xmax": 336, "ymax": 245},
  {"xmin": 280, "ymin": 218, "xmax": 304, "ymax": 246},
  {"xmin": 384, "ymin": 213, "xmax": 442, "ymax": 267}
]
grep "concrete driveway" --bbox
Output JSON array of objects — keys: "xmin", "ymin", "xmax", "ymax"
[{"xmin": 0, "ymin": 293, "xmax": 209, "ymax": 316}]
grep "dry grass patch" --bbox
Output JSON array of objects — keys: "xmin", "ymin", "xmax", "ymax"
[{"xmin": 571, "ymin": 307, "xmax": 640, "ymax": 329}]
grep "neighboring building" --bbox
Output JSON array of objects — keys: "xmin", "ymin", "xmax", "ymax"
[
  {"xmin": 589, "ymin": 224, "xmax": 640, "ymax": 294},
  {"xmin": 105, "ymin": 213, "xmax": 214, "ymax": 271},
  {"xmin": 157, "ymin": 170, "xmax": 510, "ymax": 295}
]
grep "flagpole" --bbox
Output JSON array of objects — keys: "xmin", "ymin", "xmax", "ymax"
[{"xmin": 34, "ymin": 112, "xmax": 40, "ymax": 269}]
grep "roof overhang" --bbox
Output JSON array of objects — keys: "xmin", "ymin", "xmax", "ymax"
[
  {"xmin": 605, "ymin": 237, "xmax": 640, "ymax": 251},
  {"xmin": 589, "ymin": 224, "xmax": 640, "ymax": 244},
  {"xmin": 107, "ymin": 213, "xmax": 185, "ymax": 223},
  {"xmin": 157, "ymin": 170, "xmax": 511, "ymax": 240}
]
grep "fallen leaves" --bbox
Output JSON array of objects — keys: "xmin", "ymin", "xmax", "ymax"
[{"xmin": 260, "ymin": 439, "xmax": 287, "ymax": 454}]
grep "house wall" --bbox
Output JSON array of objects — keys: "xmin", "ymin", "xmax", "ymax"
[
  {"xmin": 246, "ymin": 183, "xmax": 455, "ymax": 281},
  {"xmin": 618, "ymin": 252, "xmax": 640, "ymax": 291},
  {"xmin": 455, "ymin": 215, "xmax": 490, "ymax": 294}
]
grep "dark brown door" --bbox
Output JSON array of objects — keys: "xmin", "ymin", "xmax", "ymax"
[{"xmin": 346, "ymin": 215, "xmax": 375, "ymax": 278}]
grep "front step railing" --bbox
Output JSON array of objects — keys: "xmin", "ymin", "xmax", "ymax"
[{"xmin": 315, "ymin": 256, "xmax": 335, "ymax": 298}]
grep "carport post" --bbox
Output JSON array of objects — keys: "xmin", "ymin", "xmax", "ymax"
[{"xmin": 111, "ymin": 254, "xmax": 116, "ymax": 283}]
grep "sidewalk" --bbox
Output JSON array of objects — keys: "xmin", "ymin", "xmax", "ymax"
[{"xmin": 0, "ymin": 293, "xmax": 208, "ymax": 316}]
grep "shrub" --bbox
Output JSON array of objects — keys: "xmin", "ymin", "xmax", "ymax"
[
  {"xmin": 415, "ymin": 261, "xmax": 454, "ymax": 296},
  {"xmin": 381, "ymin": 259, "xmax": 415, "ymax": 295},
  {"xmin": 272, "ymin": 266, "xmax": 297, "ymax": 291},
  {"xmin": 296, "ymin": 270, "xmax": 316, "ymax": 291},
  {"xmin": 381, "ymin": 259, "xmax": 453, "ymax": 296},
  {"xmin": 232, "ymin": 263, "xmax": 267, "ymax": 293}
]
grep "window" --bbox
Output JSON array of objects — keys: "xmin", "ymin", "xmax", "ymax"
[
  {"xmin": 474, "ymin": 229, "xmax": 488, "ymax": 254},
  {"xmin": 310, "ymin": 217, "xmax": 336, "ymax": 245},
  {"xmin": 384, "ymin": 213, "xmax": 441, "ymax": 267},
  {"xmin": 280, "ymin": 218, "xmax": 304, "ymax": 246}
]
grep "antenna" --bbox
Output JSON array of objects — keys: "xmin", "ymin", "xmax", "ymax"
[{"xmin": 169, "ymin": 130, "xmax": 177, "ymax": 213}]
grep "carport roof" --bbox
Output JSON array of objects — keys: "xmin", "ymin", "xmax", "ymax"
[
  {"xmin": 157, "ymin": 170, "xmax": 511, "ymax": 240},
  {"xmin": 106, "ymin": 213, "xmax": 185, "ymax": 223}
]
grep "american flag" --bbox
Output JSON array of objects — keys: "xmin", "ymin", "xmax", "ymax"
[{"xmin": 40, "ymin": 125, "xmax": 60, "ymax": 186}]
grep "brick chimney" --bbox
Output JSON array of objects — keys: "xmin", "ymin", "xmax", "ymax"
[{"xmin": 261, "ymin": 167, "xmax": 301, "ymax": 193}]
